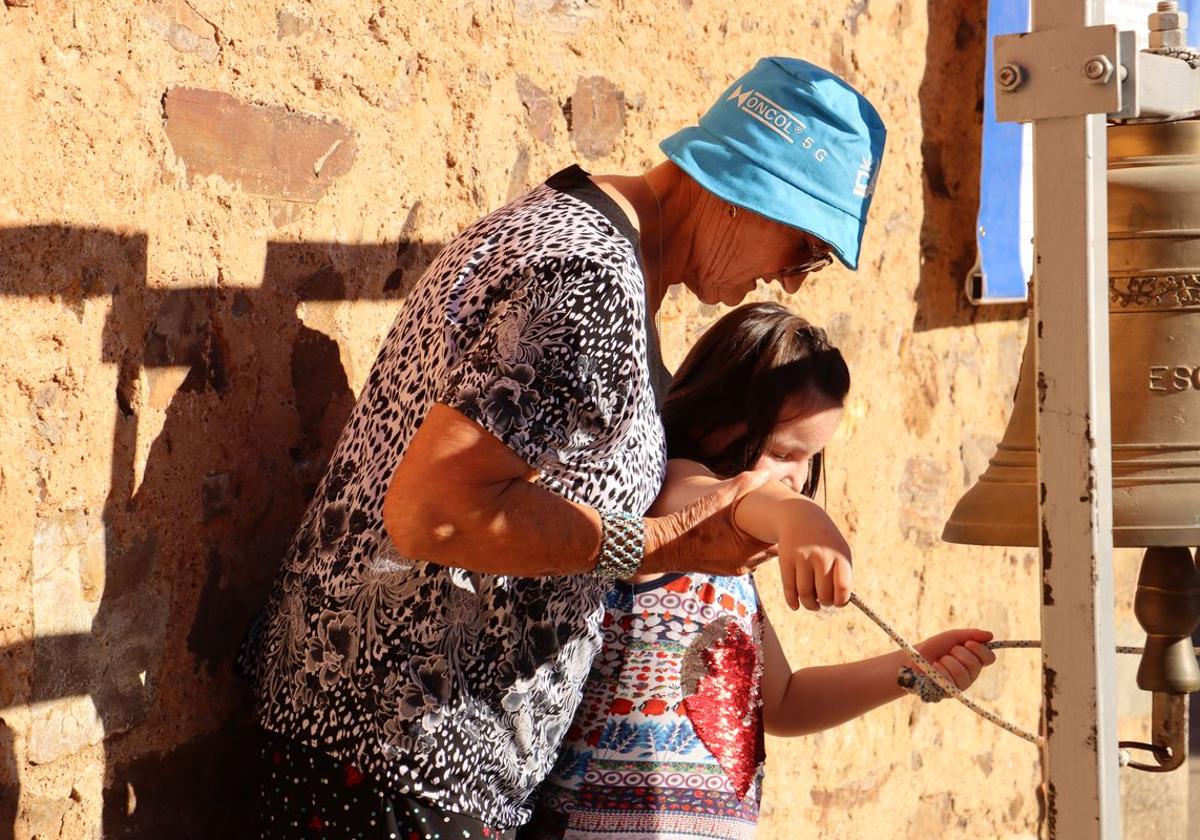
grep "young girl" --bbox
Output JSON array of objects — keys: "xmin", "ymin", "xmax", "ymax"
[{"xmin": 521, "ymin": 302, "xmax": 995, "ymax": 839}]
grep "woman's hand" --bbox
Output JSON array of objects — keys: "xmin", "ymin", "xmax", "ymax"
[
  {"xmin": 910, "ymin": 629, "xmax": 997, "ymax": 691},
  {"xmin": 642, "ymin": 470, "xmax": 778, "ymax": 577},
  {"xmin": 776, "ymin": 499, "xmax": 853, "ymax": 611}
]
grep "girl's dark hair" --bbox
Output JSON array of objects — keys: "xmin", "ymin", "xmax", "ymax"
[{"xmin": 662, "ymin": 302, "xmax": 850, "ymax": 497}]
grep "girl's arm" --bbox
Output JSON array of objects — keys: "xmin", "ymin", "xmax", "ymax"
[
  {"xmin": 648, "ymin": 459, "xmax": 852, "ymax": 610},
  {"xmin": 758, "ymin": 612, "xmax": 996, "ymax": 737}
]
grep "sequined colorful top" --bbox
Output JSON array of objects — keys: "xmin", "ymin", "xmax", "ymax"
[{"xmin": 522, "ymin": 572, "xmax": 765, "ymax": 840}]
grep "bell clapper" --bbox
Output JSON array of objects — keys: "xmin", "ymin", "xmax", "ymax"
[{"xmin": 1119, "ymin": 546, "xmax": 1200, "ymax": 771}]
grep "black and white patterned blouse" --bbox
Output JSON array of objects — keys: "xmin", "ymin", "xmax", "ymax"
[{"xmin": 252, "ymin": 166, "xmax": 670, "ymax": 827}]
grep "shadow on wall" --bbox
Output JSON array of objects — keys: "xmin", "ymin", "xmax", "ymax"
[
  {"xmin": 915, "ymin": 0, "xmax": 1026, "ymax": 331},
  {"xmin": 0, "ymin": 722, "xmax": 15, "ymax": 840},
  {"xmin": 0, "ymin": 224, "xmax": 442, "ymax": 838}
]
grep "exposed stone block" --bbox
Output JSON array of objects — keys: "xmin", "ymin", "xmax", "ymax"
[
  {"xmin": 567, "ymin": 76, "xmax": 625, "ymax": 160},
  {"xmin": 28, "ymin": 512, "xmax": 167, "ymax": 765},
  {"xmin": 201, "ymin": 471, "xmax": 236, "ymax": 522},
  {"xmin": 844, "ymin": 0, "xmax": 871, "ymax": 34},
  {"xmin": 142, "ymin": 0, "xmax": 219, "ymax": 63},
  {"xmin": 27, "ymin": 693, "xmax": 103, "ymax": 767},
  {"xmin": 31, "ymin": 512, "xmax": 104, "ymax": 638},
  {"xmin": 516, "ymin": 75, "xmax": 557, "ymax": 145},
  {"xmin": 898, "ymin": 456, "xmax": 949, "ymax": 549},
  {"xmin": 959, "ymin": 427, "xmax": 997, "ymax": 488},
  {"xmin": 506, "ymin": 144, "xmax": 531, "ymax": 201},
  {"xmin": 276, "ymin": 8, "xmax": 313, "ymax": 39},
  {"xmin": 163, "ymin": 88, "xmax": 356, "ymax": 203},
  {"xmin": 22, "ymin": 793, "xmax": 73, "ymax": 840},
  {"xmin": 514, "ymin": 0, "xmax": 598, "ymax": 33}
]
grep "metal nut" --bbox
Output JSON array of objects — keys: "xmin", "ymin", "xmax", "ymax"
[
  {"xmin": 1083, "ymin": 55, "xmax": 1114, "ymax": 84},
  {"xmin": 1150, "ymin": 28, "xmax": 1188, "ymax": 49},
  {"xmin": 997, "ymin": 63, "xmax": 1024, "ymax": 92},
  {"xmin": 1148, "ymin": 11, "xmax": 1188, "ymax": 32}
]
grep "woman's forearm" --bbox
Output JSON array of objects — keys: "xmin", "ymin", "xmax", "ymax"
[
  {"xmin": 386, "ymin": 466, "xmax": 708, "ymax": 578},
  {"xmin": 384, "ymin": 408, "xmax": 767, "ymax": 578},
  {"xmin": 764, "ymin": 651, "xmax": 909, "ymax": 737},
  {"xmin": 387, "ymin": 471, "xmax": 606, "ymax": 576}
]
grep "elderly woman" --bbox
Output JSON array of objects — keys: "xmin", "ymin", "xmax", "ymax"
[{"xmin": 251, "ymin": 57, "xmax": 885, "ymax": 839}]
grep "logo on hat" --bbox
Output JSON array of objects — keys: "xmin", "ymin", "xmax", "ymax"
[
  {"xmin": 853, "ymin": 154, "xmax": 878, "ymax": 198},
  {"xmin": 726, "ymin": 85, "xmax": 828, "ymax": 164},
  {"xmin": 726, "ymin": 84, "xmax": 806, "ymax": 142}
]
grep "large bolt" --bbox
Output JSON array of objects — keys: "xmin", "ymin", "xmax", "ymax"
[
  {"xmin": 1150, "ymin": 10, "xmax": 1188, "ymax": 30},
  {"xmin": 1149, "ymin": 0, "xmax": 1188, "ymax": 40},
  {"xmin": 1150, "ymin": 28, "xmax": 1188, "ymax": 48},
  {"xmin": 997, "ymin": 63, "xmax": 1024, "ymax": 92},
  {"xmin": 1084, "ymin": 54, "xmax": 1115, "ymax": 84}
]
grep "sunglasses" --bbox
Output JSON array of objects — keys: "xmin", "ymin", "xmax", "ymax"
[{"xmin": 776, "ymin": 238, "xmax": 834, "ymax": 282}]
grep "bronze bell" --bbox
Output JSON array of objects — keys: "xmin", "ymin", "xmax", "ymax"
[{"xmin": 944, "ymin": 120, "xmax": 1200, "ymax": 548}]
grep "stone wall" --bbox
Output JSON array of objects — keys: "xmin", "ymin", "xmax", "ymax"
[{"xmin": 0, "ymin": 1, "xmax": 1181, "ymax": 838}]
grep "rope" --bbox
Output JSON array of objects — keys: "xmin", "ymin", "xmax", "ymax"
[
  {"xmin": 847, "ymin": 592, "xmax": 1200, "ymax": 749},
  {"xmin": 989, "ymin": 641, "xmax": 1150, "ymax": 656},
  {"xmin": 848, "ymin": 593, "xmax": 1043, "ymax": 745}
]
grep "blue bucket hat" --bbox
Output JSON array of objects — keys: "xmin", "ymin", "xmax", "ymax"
[{"xmin": 660, "ymin": 57, "xmax": 887, "ymax": 270}]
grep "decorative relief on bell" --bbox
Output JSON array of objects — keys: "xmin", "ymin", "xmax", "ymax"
[{"xmin": 1110, "ymin": 274, "xmax": 1200, "ymax": 310}]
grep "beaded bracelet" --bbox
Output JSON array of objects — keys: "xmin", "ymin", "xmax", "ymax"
[{"xmin": 590, "ymin": 509, "xmax": 644, "ymax": 579}]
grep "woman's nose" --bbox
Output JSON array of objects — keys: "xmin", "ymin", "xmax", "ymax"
[{"xmin": 781, "ymin": 274, "xmax": 807, "ymax": 294}]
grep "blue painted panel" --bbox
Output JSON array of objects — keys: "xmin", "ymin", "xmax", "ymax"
[{"xmin": 973, "ymin": 0, "xmax": 1032, "ymax": 303}]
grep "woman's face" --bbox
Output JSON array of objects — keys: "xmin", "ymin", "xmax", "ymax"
[
  {"xmin": 682, "ymin": 203, "xmax": 832, "ymax": 306},
  {"xmin": 751, "ymin": 396, "xmax": 844, "ymax": 494}
]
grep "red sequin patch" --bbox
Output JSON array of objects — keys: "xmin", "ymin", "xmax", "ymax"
[{"xmin": 682, "ymin": 620, "xmax": 764, "ymax": 799}]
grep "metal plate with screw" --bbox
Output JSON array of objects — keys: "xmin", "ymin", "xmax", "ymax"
[{"xmin": 994, "ymin": 24, "xmax": 1122, "ymax": 123}]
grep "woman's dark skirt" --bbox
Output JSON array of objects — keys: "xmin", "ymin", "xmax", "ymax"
[{"xmin": 257, "ymin": 730, "xmax": 515, "ymax": 840}]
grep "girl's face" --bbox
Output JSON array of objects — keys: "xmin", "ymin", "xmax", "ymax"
[{"xmin": 752, "ymin": 395, "xmax": 844, "ymax": 494}]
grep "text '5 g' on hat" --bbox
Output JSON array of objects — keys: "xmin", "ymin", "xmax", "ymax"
[{"xmin": 659, "ymin": 57, "xmax": 887, "ymax": 270}]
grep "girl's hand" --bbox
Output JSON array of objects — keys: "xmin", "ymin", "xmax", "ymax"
[
  {"xmin": 911, "ymin": 629, "xmax": 997, "ymax": 690},
  {"xmin": 776, "ymin": 500, "xmax": 853, "ymax": 611}
]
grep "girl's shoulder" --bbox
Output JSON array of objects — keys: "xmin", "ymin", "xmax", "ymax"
[
  {"xmin": 664, "ymin": 457, "xmax": 715, "ymax": 479},
  {"xmin": 649, "ymin": 458, "xmax": 723, "ymax": 517}
]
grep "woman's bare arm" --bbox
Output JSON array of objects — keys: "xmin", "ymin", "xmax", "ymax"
[{"xmin": 383, "ymin": 405, "xmax": 773, "ymax": 577}]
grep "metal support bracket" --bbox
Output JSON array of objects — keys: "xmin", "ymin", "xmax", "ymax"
[
  {"xmin": 1121, "ymin": 49, "xmax": 1200, "ymax": 121},
  {"xmin": 996, "ymin": 24, "xmax": 1200, "ymax": 124},
  {"xmin": 995, "ymin": 24, "xmax": 1122, "ymax": 122}
]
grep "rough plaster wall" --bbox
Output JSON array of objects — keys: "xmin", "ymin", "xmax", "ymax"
[{"xmin": 0, "ymin": 0, "xmax": 1182, "ymax": 838}]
